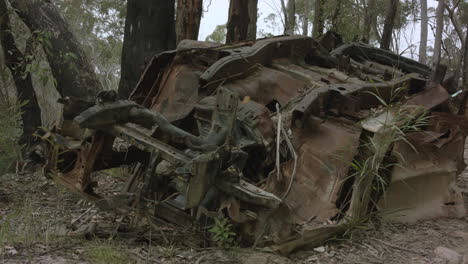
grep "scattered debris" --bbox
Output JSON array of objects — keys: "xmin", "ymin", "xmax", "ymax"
[
  {"xmin": 3, "ymin": 246, "xmax": 18, "ymax": 256},
  {"xmin": 313, "ymin": 246, "xmax": 326, "ymax": 253},
  {"xmin": 434, "ymin": 246, "xmax": 463, "ymax": 264},
  {"xmin": 38, "ymin": 35, "xmax": 467, "ymax": 254}
]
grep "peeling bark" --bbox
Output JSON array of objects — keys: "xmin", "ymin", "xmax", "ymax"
[
  {"xmin": 0, "ymin": 0, "xmax": 41, "ymax": 145},
  {"xmin": 226, "ymin": 0, "xmax": 250, "ymax": 43},
  {"xmin": 247, "ymin": 0, "xmax": 258, "ymax": 40},
  {"xmin": 176, "ymin": 0, "xmax": 203, "ymax": 45},
  {"xmin": 10, "ymin": 0, "xmax": 103, "ymax": 102}
]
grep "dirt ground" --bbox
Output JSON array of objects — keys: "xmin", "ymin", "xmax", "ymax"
[{"xmin": 0, "ymin": 151, "xmax": 467, "ymax": 264}]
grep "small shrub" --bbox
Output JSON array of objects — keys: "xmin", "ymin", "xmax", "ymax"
[{"xmin": 208, "ymin": 216, "xmax": 237, "ymax": 249}]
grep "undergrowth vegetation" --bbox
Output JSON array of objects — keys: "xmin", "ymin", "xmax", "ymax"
[
  {"xmin": 0, "ymin": 95, "xmax": 23, "ymax": 174},
  {"xmin": 339, "ymin": 89, "xmax": 431, "ymax": 239},
  {"xmin": 208, "ymin": 216, "xmax": 237, "ymax": 249},
  {"xmin": 84, "ymin": 239, "xmax": 133, "ymax": 264}
]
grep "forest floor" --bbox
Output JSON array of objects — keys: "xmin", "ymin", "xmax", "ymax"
[{"xmin": 1, "ymin": 154, "xmax": 468, "ymax": 264}]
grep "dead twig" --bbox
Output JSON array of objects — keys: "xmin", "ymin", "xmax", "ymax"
[
  {"xmin": 37, "ymin": 243, "xmax": 81, "ymax": 257},
  {"xmin": 281, "ymin": 126, "xmax": 297, "ymax": 200},
  {"xmin": 275, "ymin": 103, "xmax": 282, "ymax": 181},
  {"xmin": 370, "ymin": 237, "xmax": 421, "ymax": 255},
  {"xmin": 69, "ymin": 205, "xmax": 96, "ymax": 228}
]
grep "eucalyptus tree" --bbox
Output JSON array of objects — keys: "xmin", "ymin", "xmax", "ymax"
[
  {"xmin": 176, "ymin": 0, "xmax": 203, "ymax": 44},
  {"xmin": 285, "ymin": 0, "xmax": 296, "ymax": 35},
  {"xmin": 362, "ymin": 0, "xmax": 377, "ymax": 43},
  {"xmin": 380, "ymin": 0, "xmax": 399, "ymax": 50},
  {"xmin": 312, "ymin": 0, "xmax": 324, "ymax": 38},
  {"xmin": 55, "ymin": 0, "xmax": 126, "ymax": 91},
  {"xmin": 433, "ymin": 0, "xmax": 445, "ymax": 67},
  {"xmin": 226, "ymin": 0, "xmax": 258, "ymax": 43},
  {"xmin": 302, "ymin": 0, "xmax": 311, "ymax": 36},
  {"xmin": 9, "ymin": 0, "xmax": 103, "ymax": 101},
  {"xmin": 247, "ymin": 0, "xmax": 259, "ymax": 39},
  {"xmin": 419, "ymin": 0, "xmax": 428, "ymax": 64},
  {"xmin": 0, "ymin": 0, "xmax": 41, "ymax": 145},
  {"xmin": 119, "ymin": 0, "xmax": 176, "ymax": 98}
]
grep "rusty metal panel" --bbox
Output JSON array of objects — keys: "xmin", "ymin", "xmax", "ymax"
[
  {"xmin": 266, "ymin": 118, "xmax": 362, "ymax": 223},
  {"xmin": 379, "ymin": 134, "xmax": 466, "ymax": 222}
]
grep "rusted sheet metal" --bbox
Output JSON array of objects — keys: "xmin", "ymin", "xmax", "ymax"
[
  {"xmin": 223, "ymin": 67, "xmax": 305, "ymax": 106},
  {"xmin": 200, "ymin": 36, "xmax": 316, "ymax": 86},
  {"xmin": 379, "ymin": 116, "xmax": 466, "ymax": 222},
  {"xmin": 42, "ymin": 35, "xmax": 468, "ymax": 254},
  {"xmin": 266, "ymin": 118, "xmax": 362, "ymax": 223}
]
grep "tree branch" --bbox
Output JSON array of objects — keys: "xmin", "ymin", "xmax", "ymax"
[{"xmin": 443, "ymin": 2, "xmax": 465, "ymax": 47}]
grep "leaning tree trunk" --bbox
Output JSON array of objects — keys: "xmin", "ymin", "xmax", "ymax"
[
  {"xmin": 419, "ymin": 0, "xmax": 428, "ymax": 64},
  {"xmin": 226, "ymin": 0, "xmax": 250, "ymax": 43},
  {"xmin": 312, "ymin": 0, "xmax": 324, "ymax": 38},
  {"xmin": 176, "ymin": 0, "xmax": 203, "ymax": 45},
  {"xmin": 433, "ymin": 0, "xmax": 445, "ymax": 68},
  {"xmin": 0, "ymin": 0, "xmax": 41, "ymax": 146},
  {"xmin": 284, "ymin": 0, "xmax": 295, "ymax": 35},
  {"xmin": 380, "ymin": 0, "xmax": 399, "ymax": 50},
  {"xmin": 247, "ymin": 0, "xmax": 258, "ymax": 40},
  {"xmin": 302, "ymin": 0, "xmax": 311, "ymax": 36},
  {"xmin": 10, "ymin": 0, "xmax": 102, "ymax": 102},
  {"xmin": 119, "ymin": 0, "xmax": 176, "ymax": 99},
  {"xmin": 362, "ymin": 0, "xmax": 376, "ymax": 43}
]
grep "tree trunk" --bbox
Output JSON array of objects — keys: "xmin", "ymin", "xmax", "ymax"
[
  {"xmin": 0, "ymin": 0, "xmax": 41, "ymax": 145},
  {"xmin": 10, "ymin": 0, "xmax": 103, "ymax": 102},
  {"xmin": 280, "ymin": 0, "xmax": 288, "ymax": 32},
  {"xmin": 302, "ymin": 0, "xmax": 311, "ymax": 36},
  {"xmin": 419, "ymin": 0, "xmax": 428, "ymax": 64},
  {"xmin": 226, "ymin": 0, "xmax": 250, "ymax": 43},
  {"xmin": 362, "ymin": 0, "xmax": 376, "ymax": 43},
  {"xmin": 444, "ymin": 3, "xmax": 465, "ymax": 48},
  {"xmin": 331, "ymin": 0, "xmax": 342, "ymax": 32},
  {"xmin": 463, "ymin": 27, "xmax": 468, "ymax": 88},
  {"xmin": 372, "ymin": 12, "xmax": 382, "ymax": 42},
  {"xmin": 380, "ymin": 0, "xmax": 399, "ymax": 50},
  {"xmin": 119, "ymin": 0, "xmax": 175, "ymax": 99},
  {"xmin": 433, "ymin": 0, "xmax": 444, "ymax": 68},
  {"xmin": 460, "ymin": 27, "xmax": 468, "ymax": 118},
  {"xmin": 176, "ymin": 0, "xmax": 203, "ymax": 45},
  {"xmin": 247, "ymin": 0, "xmax": 258, "ymax": 40},
  {"xmin": 312, "ymin": 0, "xmax": 324, "ymax": 38},
  {"xmin": 284, "ymin": 0, "xmax": 295, "ymax": 35}
]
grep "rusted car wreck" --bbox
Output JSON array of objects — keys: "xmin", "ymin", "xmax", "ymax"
[{"xmin": 41, "ymin": 35, "xmax": 467, "ymax": 254}]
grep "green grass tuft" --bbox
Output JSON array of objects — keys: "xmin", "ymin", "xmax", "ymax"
[{"xmin": 84, "ymin": 240, "xmax": 134, "ymax": 264}]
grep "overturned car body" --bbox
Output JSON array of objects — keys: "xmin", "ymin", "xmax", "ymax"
[{"xmin": 43, "ymin": 35, "xmax": 467, "ymax": 254}]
